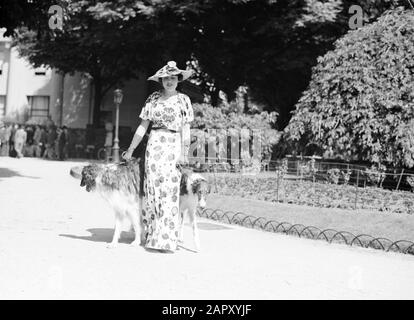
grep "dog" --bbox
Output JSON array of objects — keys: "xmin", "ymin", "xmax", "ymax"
[
  {"xmin": 78, "ymin": 161, "xmax": 210, "ymax": 251},
  {"xmin": 179, "ymin": 168, "xmax": 211, "ymax": 252},
  {"xmin": 79, "ymin": 158, "xmax": 145, "ymax": 248}
]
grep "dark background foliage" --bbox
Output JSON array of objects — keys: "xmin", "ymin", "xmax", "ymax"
[{"xmin": 2, "ymin": 0, "xmax": 410, "ymax": 128}]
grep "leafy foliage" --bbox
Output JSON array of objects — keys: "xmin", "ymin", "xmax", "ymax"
[
  {"xmin": 13, "ymin": 0, "xmax": 160, "ymax": 126},
  {"xmin": 407, "ymin": 175, "xmax": 414, "ymax": 191},
  {"xmin": 342, "ymin": 168, "xmax": 352, "ymax": 185},
  {"xmin": 0, "ymin": 0, "xmax": 56, "ymax": 37},
  {"xmin": 6, "ymin": 0, "xmax": 411, "ymax": 128},
  {"xmin": 327, "ymin": 168, "xmax": 341, "ymax": 184},
  {"xmin": 365, "ymin": 164, "xmax": 387, "ymax": 187},
  {"xmin": 285, "ymin": 8, "xmax": 414, "ymax": 168},
  {"xmin": 191, "ymin": 103, "xmax": 280, "ymax": 158},
  {"xmin": 156, "ymin": 0, "xmax": 410, "ymax": 128}
]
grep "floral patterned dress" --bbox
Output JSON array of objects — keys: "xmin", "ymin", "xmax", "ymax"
[{"xmin": 139, "ymin": 90, "xmax": 194, "ymax": 251}]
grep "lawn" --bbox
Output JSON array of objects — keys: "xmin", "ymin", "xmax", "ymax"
[
  {"xmin": 203, "ymin": 172, "xmax": 414, "ymax": 214},
  {"xmin": 205, "ymin": 194, "xmax": 414, "ymax": 242}
]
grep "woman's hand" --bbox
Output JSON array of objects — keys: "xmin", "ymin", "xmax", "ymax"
[{"xmin": 123, "ymin": 148, "xmax": 134, "ymax": 161}]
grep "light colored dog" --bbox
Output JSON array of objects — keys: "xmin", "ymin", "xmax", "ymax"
[
  {"xmin": 78, "ymin": 161, "xmax": 210, "ymax": 251},
  {"xmin": 79, "ymin": 159, "xmax": 145, "ymax": 248},
  {"xmin": 179, "ymin": 169, "xmax": 211, "ymax": 252}
]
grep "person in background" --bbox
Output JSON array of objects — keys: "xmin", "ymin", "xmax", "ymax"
[
  {"xmin": 0, "ymin": 122, "xmax": 5, "ymax": 156},
  {"xmin": 63, "ymin": 126, "xmax": 69, "ymax": 159},
  {"xmin": 9, "ymin": 123, "xmax": 18, "ymax": 157},
  {"xmin": 14, "ymin": 125, "xmax": 27, "ymax": 158},
  {"xmin": 1, "ymin": 124, "xmax": 11, "ymax": 156},
  {"xmin": 33, "ymin": 125, "xmax": 42, "ymax": 157},
  {"xmin": 55, "ymin": 127, "xmax": 62, "ymax": 159},
  {"xmin": 24, "ymin": 125, "xmax": 35, "ymax": 157},
  {"xmin": 39, "ymin": 126, "xmax": 47, "ymax": 157},
  {"xmin": 43, "ymin": 126, "xmax": 57, "ymax": 160},
  {"xmin": 58, "ymin": 126, "xmax": 68, "ymax": 161}
]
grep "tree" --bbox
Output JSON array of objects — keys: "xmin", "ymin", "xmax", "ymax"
[
  {"xmin": 13, "ymin": 0, "xmax": 158, "ymax": 126},
  {"xmin": 285, "ymin": 8, "xmax": 414, "ymax": 168},
  {"xmin": 153, "ymin": 0, "xmax": 410, "ymax": 128},
  {"xmin": 11, "ymin": 0, "xmax": 411, "ymax": 128}
]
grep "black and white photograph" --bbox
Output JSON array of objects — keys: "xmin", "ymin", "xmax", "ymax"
[{"xmin": 0, "ymin": 0, "xmax": 414, "ymax": 304}]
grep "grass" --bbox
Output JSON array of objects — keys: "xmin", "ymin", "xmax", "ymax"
[{"xmin": 205, "ymin": 194, "xmax": 414, "ymax": 242}]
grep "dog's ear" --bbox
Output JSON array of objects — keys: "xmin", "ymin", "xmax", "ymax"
[
  {"xmin": 191, "ymin": 179, "xmax": 202, "ymax": 194},
  {"xmin": 80, "ymin": 168, "xmax": 86, "ymax": 187}
]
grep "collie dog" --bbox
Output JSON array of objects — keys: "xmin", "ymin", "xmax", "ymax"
[
  {"xmin": 179, "ymin": 169, "xmax": 211, "ymax": 252},
  {"xmin": 78, "ymin": 161, "xmax": 210, "ymax": 251},
  {"xmin": 79, "ymin": 159, "xmax": 145, "ymax": 248}
]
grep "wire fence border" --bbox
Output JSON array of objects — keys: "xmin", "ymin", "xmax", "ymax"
[{"xmin": 197, "ymin": 208, "xmax": 414, "ymax": 256}]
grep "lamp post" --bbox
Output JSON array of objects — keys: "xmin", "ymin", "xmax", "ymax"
[{"xmin": 113, "ymin": 89, "xmax": 123, "ymax": 163}]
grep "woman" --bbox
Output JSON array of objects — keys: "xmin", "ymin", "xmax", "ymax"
[{"xmin": 124, "ymin": 61, "xmax": 194, "ymax": 253}]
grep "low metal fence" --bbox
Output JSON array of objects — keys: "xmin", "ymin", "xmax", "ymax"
[{"xmin": 198, "ymin": 208, "xmax": 414, "ymax": 256}]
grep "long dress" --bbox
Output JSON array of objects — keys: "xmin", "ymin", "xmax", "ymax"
[{"xmin": 139, "ymin": 90, "xmax": 194, "ymax": 251}]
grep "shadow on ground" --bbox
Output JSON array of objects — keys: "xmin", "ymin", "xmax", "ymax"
[
  {"xmin": 60, "ymin": 228, "xmax": 134, "ymax": 244},
  {"xmin": 0, "ymin": 167, "xmax": 40, "ymax": 180},
  {"xmin": 196, "ymin": 222, "xmax": 231, "ymax": 230},
  {"xmin": 59, "ymin": 223, "xmax": 230, "ymax": 244}
]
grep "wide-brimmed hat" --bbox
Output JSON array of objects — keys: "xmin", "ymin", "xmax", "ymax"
[{"xmin": 148, "ymin": 61, "xmax": 193, "ymax": 82}]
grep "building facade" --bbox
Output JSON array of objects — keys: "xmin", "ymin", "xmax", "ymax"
[{"xmin": 0, "ymin": 29, "xmax": 157, "ymax": 132}]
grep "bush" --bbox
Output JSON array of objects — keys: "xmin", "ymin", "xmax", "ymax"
[
  {"xmin": 365, "ymin": 164, "xmax": 387, "ymax": 187},
  {"xmin": 285, "ymin": 8, "xmax": 414, "ymax": 168},
  {"xmin": 407, "ymin": 176, "xmax": 414, "ymax": 191},
  {"xmin": 342, "ymin": 169, "xmax": 352, "ymax": 185},
  {"xmin": 327, "ymin": 168, "xmax": 341, "ymax": 184},
  {"xmin": 192, "ymin": 103, "xmax": 281, "ymax": 159}
]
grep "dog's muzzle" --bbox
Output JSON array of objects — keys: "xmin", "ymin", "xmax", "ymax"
[{"xmin": 198, "ymin": 198, "xmax": 206, "ymax": 208}]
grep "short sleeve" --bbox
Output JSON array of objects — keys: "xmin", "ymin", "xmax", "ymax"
[
  {"xmin": 139, "ymin": 91, "xmax": 159, "ymax": 121},
  {"xmin": 181, "ymin": 94, "xmax": 194, "ymax": 125}
]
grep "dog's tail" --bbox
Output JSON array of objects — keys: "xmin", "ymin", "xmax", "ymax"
[{"xmin": 70, "ymin": 166, "xmax": 83, "ymax": 180}]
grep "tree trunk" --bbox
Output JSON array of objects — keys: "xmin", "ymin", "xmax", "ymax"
[
  {"xmin": 210, "ymin": 88, "xmax": 220, "ymax": 107},
  {"xmin": 92, "ymin": 78, "xmax": 102, "ymax": 127},
  {"xmin": 243, "ymin": 92, "xmax": 249, "ymax": 114}
]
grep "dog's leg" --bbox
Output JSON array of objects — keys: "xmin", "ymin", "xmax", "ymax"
[
  {"xmin": 107, "ymin": 212, "xmax": 122, "ymax": 248},
  {"xmin": 128, "ymin": 207, "xmax": 142, "ymax": 248},
  {"xmin": 189, "ymin": 208, "xmax": 200, "ymax": 252}
]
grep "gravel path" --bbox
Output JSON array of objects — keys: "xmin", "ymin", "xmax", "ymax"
[{"xmin": 0, "ymin": 157, "xmax": 413, "ymax": 299}]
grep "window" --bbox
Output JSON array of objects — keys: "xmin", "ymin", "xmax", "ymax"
[
  {"xmin": 0, "ymin": 96, "xmax": 5, "ymax": 116},
  {"xmin": 27, "ymin": 96, "xmax": 50, "ymax": 118},
  {"xmin": 34, "ymin": 66, "xmax": 46, "ymax": 76}
]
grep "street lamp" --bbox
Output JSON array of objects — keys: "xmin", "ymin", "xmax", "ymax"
[{"xmin": 113, "ymin": 89, "xmax": 123, "ymax": 163}]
